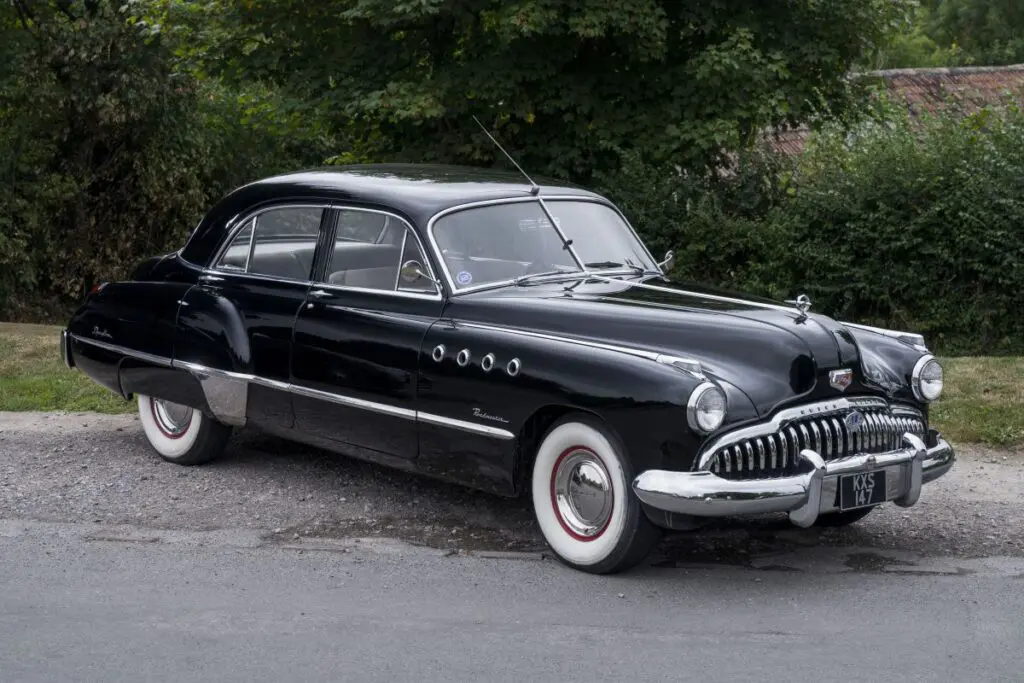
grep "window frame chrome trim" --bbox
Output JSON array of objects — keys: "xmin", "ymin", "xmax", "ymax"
[
  {"xmin": 209, "ymin": 202, "xmax": 331, "ymax": 278},
  {"xmin": 694, "ymin": 397, "xmax": 923, "ymax": 471},
  {"xmin": 425, "ymin": 195, "xmax": 662, "ymax": 296},
  {"xmin": 325, "ymin": 205, "xmax": 443, "ymax": 300}
]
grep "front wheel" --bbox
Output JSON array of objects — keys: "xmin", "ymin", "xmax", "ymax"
[
  {"xmin": 531, "ymin": 416, "xmax": 661, "ymax": 574},
  {"xmin": 137, "ymin": 395, "xmax": 232, "ymax": 465}
]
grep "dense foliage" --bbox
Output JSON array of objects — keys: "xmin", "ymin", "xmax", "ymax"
[
  {"xmin": 0, "ymin": 1, "xmax": 332, "ymax": 316},
  {"xmin": 876, "ymin": 0, "xmax": 1024, "ymax": 68},
  {"xmin": 198, "ymin": 0, "xmax": 903, "ymax": 180},
  {"xmin": 2, "ymin": 1, "xmax": 1022, "ymax": 355},
  {"xmin": 607, "ymin": 98, "xmax": 1024, "ymax": 354}
]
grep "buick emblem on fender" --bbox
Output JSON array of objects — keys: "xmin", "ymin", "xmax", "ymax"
[
  {"xmin": 844, "ymin": 410, "xmax": 865, "ymax": 432},
  {"xmin": 829, "ymin": 368, "xmax": 853, "ymax": 392}
]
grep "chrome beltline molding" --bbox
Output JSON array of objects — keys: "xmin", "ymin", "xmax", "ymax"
[
  {"xmin": 70, "ymin": 334, "xmax": 514, "ymax": 440},
  {"xmin": 695, "ymin": 396, "xmax": 924, "ymax": 471}
]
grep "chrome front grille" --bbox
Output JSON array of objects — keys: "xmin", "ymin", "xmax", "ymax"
[{"xmin": 701, "ymin": 399, "xmax": 926, "ymax": 480}]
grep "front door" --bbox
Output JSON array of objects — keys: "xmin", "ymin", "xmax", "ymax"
[{"xmin": 290, "ymin": 207, "xmax": 445, "ymax": 458}]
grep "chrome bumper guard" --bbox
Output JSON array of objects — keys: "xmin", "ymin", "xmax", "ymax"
[
  {"xmin": 632, "ymin": 433, "xmax": 954, "ymax": 528},
  {"xmin": 60, "ymin": 328, "xmax": 74, "ymax": 369}
]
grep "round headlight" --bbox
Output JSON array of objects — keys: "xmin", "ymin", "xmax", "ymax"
[
  {"xmin": 688, "ymin": 382, "xmax": 727, "ymax": 433},
  {"xmin": 912, "ymin": 355, "xmax": 943, "ymax": 402}
]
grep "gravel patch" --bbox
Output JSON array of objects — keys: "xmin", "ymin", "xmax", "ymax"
[{"xmin": 1, "ymin": 411, "xmax": 1022, "ymax": 563}]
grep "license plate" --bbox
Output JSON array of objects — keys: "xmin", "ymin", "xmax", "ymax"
[{"xmin": 839, "ymin": 471, "xmax": 887, "ymax": 511}]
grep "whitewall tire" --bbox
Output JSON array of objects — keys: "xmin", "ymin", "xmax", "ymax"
[
  {"xmin": 531, "ymin": 416, "xmax": 661, "ymax": 574},
  {"xmin": 137, "ymin": 395, "xmax": 232, "ymax": 465}
]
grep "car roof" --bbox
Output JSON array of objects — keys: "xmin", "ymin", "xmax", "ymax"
[{"xmin": 181, "ymin": 164, "xmax": 603, "ymax": 266}]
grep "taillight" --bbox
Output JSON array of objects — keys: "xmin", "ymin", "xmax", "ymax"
[{"xmin": 89, "ymin": 282, "xmax": 108, "ymax": 295}]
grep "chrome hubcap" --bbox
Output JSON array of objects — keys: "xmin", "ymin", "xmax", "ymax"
[
  {"xmin": 552, "ymin": 448, "xmax": 613, "ymax": 539},
  {"xmin": 153, "ymin": 399, "xmax": 193, "ymax": 436}
]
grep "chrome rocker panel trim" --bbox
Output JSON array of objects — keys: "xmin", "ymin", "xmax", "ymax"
[{"xmin": 633, "ymin": 433, "xmax": 954, "ymax": 528}]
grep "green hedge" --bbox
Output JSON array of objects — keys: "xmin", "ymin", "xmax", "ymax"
[{"xmin": 601, "ymin": 99, "xmax": 1024, "ymax": 355}]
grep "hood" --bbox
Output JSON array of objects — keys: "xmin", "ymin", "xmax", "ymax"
[{"xmin": 450, "ymin": 277, "xmax": 923, "ymax": 416}]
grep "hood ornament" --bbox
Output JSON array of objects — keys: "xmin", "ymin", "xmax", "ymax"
[{"xmin": 785, "ymin": 294, "xmax": 812, "ymax": 322}]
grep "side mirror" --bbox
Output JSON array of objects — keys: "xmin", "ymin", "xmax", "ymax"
[
  {"xmin": 657, "ymin": 249, "xmax": 676, "ymax": 272},
  {"xmin": 400, "ymin": 260, "xmax": 439, "ymax": 287}
]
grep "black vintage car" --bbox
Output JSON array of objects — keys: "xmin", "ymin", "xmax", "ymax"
[{"xmin": 62, "ymin": 164, "xmax": 954, "ymax": 573}]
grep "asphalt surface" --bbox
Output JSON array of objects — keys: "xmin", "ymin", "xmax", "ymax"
[
  {"xmin": 1, "ymin": 411, "xmax": 1024, "ymax": 681},
  {"xmin": 2, "ymin": 520, "xmax": 1023, "ymax": 683}
]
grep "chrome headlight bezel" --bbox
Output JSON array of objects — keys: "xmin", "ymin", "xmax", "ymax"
[
  {"xmin": 687, "ymin": 382, "xmax": 727, "ymax": 434},
  {"xmin": 911, "ymin": 354, "xmax": 943, "ymax": 402}
]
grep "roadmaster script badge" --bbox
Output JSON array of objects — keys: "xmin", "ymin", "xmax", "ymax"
[{"xmin": 829, "ymin": 368, "xmax": 853, "ymax": 392}]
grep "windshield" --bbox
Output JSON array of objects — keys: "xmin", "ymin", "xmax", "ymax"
[{"xmin": 431, "ymin": 199, "xmax": 657, "ymax": 290}]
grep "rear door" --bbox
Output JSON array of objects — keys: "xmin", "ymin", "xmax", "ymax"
[
  {"xmin": 175, "ymin": 203, "xmax": 329, "ymax": 427},
  {"xmin": 290, "ymin": 207, "xmax": 444, "ymax": 458}
]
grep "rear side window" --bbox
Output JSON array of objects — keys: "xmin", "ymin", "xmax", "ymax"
[{"xmin": 215, "ymin": 206, "xmax": 324, "ymax": 281}]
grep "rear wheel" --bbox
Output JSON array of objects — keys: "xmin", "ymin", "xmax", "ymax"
[
  {"xmin": 530, "ymin": 416, "xmax": 661, "ymax": 574},
  {"xmin": 813, "ymin": 506, "xmax": 876, "ymax": 527},
  {"xmin": 137, "ymin": 394, "xmax": 232, "ymax": 465}
]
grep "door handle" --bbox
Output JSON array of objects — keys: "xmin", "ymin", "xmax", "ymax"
[
  {"xmin": 199, "ymin": 273, "xmax": 225, "ymax": 284},
  {"xmin": 308, "ymin": 289, "xmax": 332, "ymax": 299}
]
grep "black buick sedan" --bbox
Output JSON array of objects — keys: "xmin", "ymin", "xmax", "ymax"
[{"xmin": 61, "ymin": 164, "xmax": 954, "ymax": 573}]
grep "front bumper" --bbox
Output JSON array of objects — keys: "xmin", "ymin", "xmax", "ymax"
[{"xmin": 632, "ymin": 433, "xmax": 954, "ymax": 527}]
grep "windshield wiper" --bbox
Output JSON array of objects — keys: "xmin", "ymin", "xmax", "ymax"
[
  {"xmin": 584, "ymin": 261, "xmax": 647, "ymax": 276},
  {"xmin": 513, "ymin": 269, "xmax": 584, "ymax": 286}
]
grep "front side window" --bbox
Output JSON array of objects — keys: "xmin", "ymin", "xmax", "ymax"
[
  {"xmin": 215, "ymin": 206, "xmax": 324, "ymax": 281},
  {"xmin": 431, "ymin": 199, "xmax": 656, "ymax": 290},
  {"xmin": 323, "ymin": 209, "xmax": 437, "ymax": 294}
]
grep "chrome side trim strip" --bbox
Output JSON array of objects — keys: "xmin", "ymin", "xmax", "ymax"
[
  {"xmin": 417, "ymin": 412, "xmax": 515, "ymax": 440},
  {"xmin": 72, "ymin": 337, "xmax": 511, "ymax": 439},
  {"xmin": 70, "ymin": 334, "xmax": 173, "ymax": 367},
  {"xmin": 289, "ymin": 383, "xmax": 417, "ymax": 421},
  {"xmin": 455, "ymin": 321, "xmax": 704, "ymax": 377}
]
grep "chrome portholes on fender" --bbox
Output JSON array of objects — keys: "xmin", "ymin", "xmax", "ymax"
[
  {"xmin": 481, "ymin": 353, "xmax": 496, "ymax": 372},
  {"xmin": 456, "ymin": 348, "xmax": 471, "ymax": 367},
  {"xmin": 506, "ymin": 357, "xmax": 521, "ymax": 377},
  {"xmin": 432, "ymin": 344, "xmax": 446, "ymax": 363}
]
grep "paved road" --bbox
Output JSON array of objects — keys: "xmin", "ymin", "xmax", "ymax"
[
  {"xmin": 1, "ymin": 520, "xmax": 1023, "ymax": 683},
  {"xmin": 1, "ymin": 412, "xmax": 1023, "ymax": 681}
]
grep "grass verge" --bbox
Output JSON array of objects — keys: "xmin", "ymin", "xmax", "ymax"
[
  {"xmin": 1, "ymin": 323, "xmax": 1021, "ymax": 446},
  {"xmin": 0, "ymin": 323, "xmax": 133, "ymax": 414}
]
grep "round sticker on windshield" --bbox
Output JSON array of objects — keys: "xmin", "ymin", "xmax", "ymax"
[{"xmin": 456, "ymin": 271, "xmax": 473, "ymax": 286}]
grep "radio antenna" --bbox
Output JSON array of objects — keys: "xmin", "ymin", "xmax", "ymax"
[
  {"xmin": 471, "ymin": 115, "xmax": 589, "ymax": 273},
  {"xmin": 472, "ymin": 115, "xmax": 540, "ymax": 196}
]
